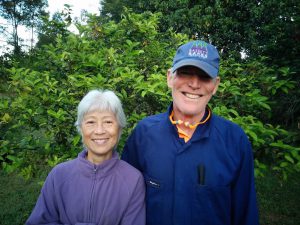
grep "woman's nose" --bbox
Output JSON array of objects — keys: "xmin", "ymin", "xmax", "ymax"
[{"xmin": 94, "ymin": 123, "xmax": 105, "ymax": 134}]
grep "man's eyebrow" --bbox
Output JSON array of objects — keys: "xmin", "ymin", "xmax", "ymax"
[
  {"xmin": 177, "ymin": 69, "xmax": 211, "ymax": 77},
  {"xmin": 178, "ymin": 70, "xmax": 192, "ymax": 73}
]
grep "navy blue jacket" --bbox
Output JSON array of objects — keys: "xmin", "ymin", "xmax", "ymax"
[{"xmin": 122, "ymin": 107, "xmax": 259, "ymax": 225}]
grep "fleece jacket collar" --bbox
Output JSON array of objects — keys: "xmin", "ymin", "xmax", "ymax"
[{"xmin": 77, "ymin": 149, "xmax": 119, "ymax": 178}]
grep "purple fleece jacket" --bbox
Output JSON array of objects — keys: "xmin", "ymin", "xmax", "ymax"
[{"xmin": 26, "ymin": 150, "xmax": 145, "ymax": 225}]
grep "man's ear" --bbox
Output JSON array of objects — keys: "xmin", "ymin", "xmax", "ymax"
[
  {"xmin": 212, "ymin": 76, "xmax": 220, "ymax": 95},
  {"xmin": 167, "ymin": 69, "xmax": 173, "ymax": 88}
]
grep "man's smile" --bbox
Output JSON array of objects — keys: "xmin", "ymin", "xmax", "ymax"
[{"xmin": 182, "ymin": 92, "xmax": 203, "ymax": 99}]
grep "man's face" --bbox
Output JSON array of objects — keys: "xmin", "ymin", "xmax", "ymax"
[{"xmin": 167, "ymin": 66, "xmax": 220, "ymax": 120}]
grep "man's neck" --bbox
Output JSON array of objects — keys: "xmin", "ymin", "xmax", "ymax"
[{"xmin": 173, "ymin": 109, "xmax": 206, "ymax": 126}]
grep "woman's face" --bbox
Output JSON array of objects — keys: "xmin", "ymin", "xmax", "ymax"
[{"xmin": 81, "ymin": 110, "xmax": 120, "ymax": 165}]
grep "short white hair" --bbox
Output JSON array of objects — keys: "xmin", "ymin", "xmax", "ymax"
[{"xmin": 75, "ymin": 89, "xmax": 126, "ymax": 135}]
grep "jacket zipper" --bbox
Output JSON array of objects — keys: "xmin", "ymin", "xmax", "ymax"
[{"xmin": 88, "ymin": 166, "xmax": 97, "ymax": 222}]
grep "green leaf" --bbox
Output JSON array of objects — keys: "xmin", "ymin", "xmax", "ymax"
[{"xmin": 284, "ymin": 155, "xmax": 295, "ymax": 164}]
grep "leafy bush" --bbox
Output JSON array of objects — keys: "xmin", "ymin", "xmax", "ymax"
[
  {"xmin": 0, "ymin": 11, "xmax": 181, "ymax": 176},
  {"xmin": 212, "ymin": 58, "xmax": 299, "ymax": 179},
  {"xmin": 0, "ymin": 10, "xmax": 299, "ymax": 179}
]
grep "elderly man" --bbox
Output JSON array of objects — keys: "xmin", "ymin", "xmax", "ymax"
[{"xmin": 122, "ymin": 40, "xmax": 259, "ymax": 225}]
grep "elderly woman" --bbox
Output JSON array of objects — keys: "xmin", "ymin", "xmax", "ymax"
[{"xmin": 26, "ymin": 89, "xmax": 146, "ymax": 225}]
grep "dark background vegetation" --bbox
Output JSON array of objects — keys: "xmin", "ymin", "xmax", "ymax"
[{"xmin": 0, "ymin": 0, "xmax": 299, "ymax": 224}]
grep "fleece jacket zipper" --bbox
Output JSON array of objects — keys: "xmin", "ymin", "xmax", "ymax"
[{"xmin": 88, "ymin": 166, "xmax": 97, "ymax": 222}]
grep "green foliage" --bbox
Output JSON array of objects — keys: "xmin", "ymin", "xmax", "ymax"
[
  {"xmin": 212, "ymin": 57, "xmax": 299, "ymax": 178},
  {"xmin": 35, "ymin": 5, "xmax": 73, "ymax": 49},
  {"xmin": 100, "ymin": 0, "xmax": 300, "ymax": 129},
  {"xmin": 101, "ymin": 0, "xmax": 300, "ymax": 61},
  {"xmin": 0, "ymin": 10, "xmax": 184, "ymax": 176},
  {"xmin": 0, "ymin": 10, "xmax": 299, "ymax": 180},
  {"xmin": 0, "ymin": 0, "xmax": 48, "ymax": 54}
]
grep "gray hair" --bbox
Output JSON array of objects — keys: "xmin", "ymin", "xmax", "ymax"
[{"xmin": 75, "ymin": 89, "xmax": 126, "ymax": 135}]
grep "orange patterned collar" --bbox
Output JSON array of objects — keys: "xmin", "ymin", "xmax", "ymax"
[{"xmin": 169, "ymin": 108, "xmax": 211, "ymax": 129}]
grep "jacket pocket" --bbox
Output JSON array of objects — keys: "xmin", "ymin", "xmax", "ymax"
[
  {"xmin": 144, "ymin": 174, "xmax": 163, "ymax": 225},
  {"xmin": 192, "ymin": 185, "xmax": 231, "ymax": 225}
]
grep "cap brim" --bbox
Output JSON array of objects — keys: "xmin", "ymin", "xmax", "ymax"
[{"xmin": 171, "ymin": 59, "xmax": 218, "ymax": 78}]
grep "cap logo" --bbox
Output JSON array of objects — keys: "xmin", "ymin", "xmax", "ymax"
[
  {"xmin": 172, "ymin": 40, "xmax": 219, "ymax": 77},
  {"xmin": 188, "ymin": 41, "xmax": 208, "ymax": 59}
]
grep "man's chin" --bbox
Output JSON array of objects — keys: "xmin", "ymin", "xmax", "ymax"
[{"xmin": 178, "ymin": 108, "xmax": 204, "ymax": 117}]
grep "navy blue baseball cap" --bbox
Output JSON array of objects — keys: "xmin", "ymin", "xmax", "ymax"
[{"xmin": 171, "ymin": 40, "xmax": 220, "ymax": 78}]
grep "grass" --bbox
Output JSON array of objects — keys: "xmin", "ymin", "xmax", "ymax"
[
  {"xmin": 256, "ymin": 170, "xmax": 300, "ymax": 225},
  {"xmin": 0, "ymin": 166, "xmax": 50, "ymax": 225},
  {"xmin": 0, "ymin": 169, "xmax": 299, "ymax": 225},
  {"xmin": 0, "ymin": 172, "xmax": 42, "ymax": 225}
]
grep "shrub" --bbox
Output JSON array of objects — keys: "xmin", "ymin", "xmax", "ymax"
[{"xmin": 0, "ymin": 11, "xmax": 299, "ymax": 179}]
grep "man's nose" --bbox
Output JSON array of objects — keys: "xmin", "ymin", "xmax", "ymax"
[{"xmin": 188, "ymin": 75, "xmax": 201, "ymax": 88}]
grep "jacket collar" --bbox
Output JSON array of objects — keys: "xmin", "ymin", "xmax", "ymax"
[
  {"xmin": 77, "ymin": 149, "xmax": 119, "ymax": 178},
  {"xmin": 165, "ymin": 104, "xmax": 213, "ymax": 142}
]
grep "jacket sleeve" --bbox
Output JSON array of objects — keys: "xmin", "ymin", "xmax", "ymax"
[
  {"xmin": 231, "ymin": 134, "xmax": 259, "ymax": 225},
  {"xmin": 25, "ymin": 169, "xmax": 66, "ymax": 225},
  {"xmin": 120, "ymin": 174, "xmax": 146, "ymax": 225},
  {"xmin": 121, "ymin": 126, "xmax": 143, "ymax": 172}
]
